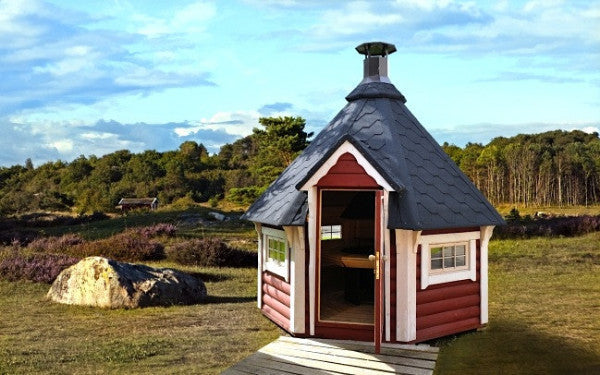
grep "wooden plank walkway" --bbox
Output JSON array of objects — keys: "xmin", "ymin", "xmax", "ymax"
[{"xmin": 222, "ymin": 336, "xmax": 438, "ymax": 375}]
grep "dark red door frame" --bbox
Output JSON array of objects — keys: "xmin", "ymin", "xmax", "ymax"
[
  {"xmin": 315, "ymin": 188, "xmax": 384, "ymax": 352},
  {"xmin": 374, "ymin": 190, "xmax": 383, "ymax": 354}
]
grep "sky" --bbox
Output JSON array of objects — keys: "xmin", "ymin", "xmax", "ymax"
[{"xmin": 0, "ymin": 0, "xmax": 599, "ymax": 167}]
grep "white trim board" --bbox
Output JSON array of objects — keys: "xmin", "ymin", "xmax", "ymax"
[
  {"xmin": 479, "ymin": 226, "xmax": 495, "ymax": 325},
  {"xmin": 284, "ymin": 225, "xmax": 306, "ymax": 334},
  {"xmin": 395, "ymin": 229, "xmax": 418, "ymax": 342},
  {"xmin": 299, "ymin": 140, "xmax": 394, "ymax": 191}
]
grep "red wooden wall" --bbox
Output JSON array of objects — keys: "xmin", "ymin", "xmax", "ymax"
[
  {"xmin": 414, "ymin": 238, "xmax": 482, "ymax": 342},
  {"xmin": 261, "ymin": 272, "xmax": 291, "ymax": 332},
  {"xmin": 317, "ymin": 152, "xmax": 379, "ymax": 188}
]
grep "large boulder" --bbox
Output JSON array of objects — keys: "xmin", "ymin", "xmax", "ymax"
[{"xmin": 47, "ymin": 256, "xmax": 206, "ymax": 308}]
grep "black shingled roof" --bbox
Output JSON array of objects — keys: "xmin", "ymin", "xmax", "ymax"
[{"xmin": 243, "ymin": 82, "xmax": 504, "ymax": 230}]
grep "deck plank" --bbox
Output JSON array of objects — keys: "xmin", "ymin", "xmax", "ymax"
[
  {"xmin": 271, "ymin": 339, "xmax": 436, "ymax": 370},
  {"xmin": 223, "ymin": 336, "xmax": 438, "ymax": 375}
]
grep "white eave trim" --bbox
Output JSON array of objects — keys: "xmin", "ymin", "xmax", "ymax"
[{"xmin": 299, "ymin": 140, "xmax": 394, "ymax": 191}]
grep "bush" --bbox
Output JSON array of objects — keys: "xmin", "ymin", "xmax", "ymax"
[
  {"xmin": 166, "ymin": 238, "xmax": 256, "ymax": 267},
  {"xmin": 495, "ymin": 215, "xmax": 600, "ymax": 239},
  {"xmin": 28, "ymin": 233, "xmax": 85, "ymax": 253},
  {"xmin": 227, "ymin": 186, "xmax": 266, "ymax": 205},
  {"xmin": 69, "ymin": 229, "xmax": 165, "ymax": 262},
  {"xmin": 136, "ymin": 223, "xmax": 177, "ymax": 238},
  {"xmin": 0, "ymin": 253, "xmax": 79, "ymax": 283}
]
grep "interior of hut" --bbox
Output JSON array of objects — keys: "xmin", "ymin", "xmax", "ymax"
[{"xmin": 319, "ymin": 190, "xmax": 376, "ymax": 324}]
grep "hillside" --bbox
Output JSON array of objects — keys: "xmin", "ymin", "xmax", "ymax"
[{"xmin": 0, "ymin": 124, "xmax": 598, "ymax": 216}]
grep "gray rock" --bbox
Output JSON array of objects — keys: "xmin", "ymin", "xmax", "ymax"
[{"xmin": 47, "ymin": 256, "xmax": 206, "ymax": 308}]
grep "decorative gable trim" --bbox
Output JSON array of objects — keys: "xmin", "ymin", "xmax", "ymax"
[{"xmin": 299, "ymin": 140, "xmax": 394, "ymax": 191}]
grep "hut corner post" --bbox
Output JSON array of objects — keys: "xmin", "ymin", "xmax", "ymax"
[
  {"xmin": 480, "ymin": 225, "xmax": 495, "ymax": 325},
  {"xmin": 254, "ymin": 223, "xmax": 263, "ymax": 309},
  {"xmin": 284, "ymin": 226, "xmax": 306, "ymax": 334},
  {"xmin": 395, "ymin": 229, "xmax": 419, "ymax": 342}
]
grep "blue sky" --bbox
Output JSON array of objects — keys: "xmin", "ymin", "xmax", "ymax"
[{"xmin": 1, "ymin": 0, "xmax": 598, "ymax": 167}]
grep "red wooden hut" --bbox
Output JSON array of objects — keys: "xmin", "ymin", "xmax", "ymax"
[{"xmin": 242, "ymin": 42, "xmax": 504, "ymax": 349}]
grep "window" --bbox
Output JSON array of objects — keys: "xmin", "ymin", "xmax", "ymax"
[
  {"xmin": 430, "ymin": 243, "xmax": 467, "ymax": 271},
  {"xmin": 420, "ymin": 232, "xmax": 479, "ymax": 289},
  {"xmin": 268, "ymin": 237, "xmax": 286, "ymax": 263},
  {"xmin": 262, "ymin": 227, "xmax": 289, "ymax": 281},
  {"xmin": 321, "ymin": 224, "xmax": 342, "ymax": 240}
]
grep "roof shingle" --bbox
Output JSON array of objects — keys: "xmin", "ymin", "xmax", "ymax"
[{"xmin": 242, "ymin": 81, "xmax": 504, "ymax": 230}]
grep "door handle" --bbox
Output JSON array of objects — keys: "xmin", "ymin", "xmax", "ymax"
[{"xmin": 368, "ymin": 252, "xmax": 380, "ymax": 279}]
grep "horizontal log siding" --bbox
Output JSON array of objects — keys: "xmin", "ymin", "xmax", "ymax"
[
  {"xmin": 415, "ymin": 239, "xmax": 482, "ymax": 342},
  {"xmin": 262, "ymin": 272, "xmax": 291, "ymax": 331}
]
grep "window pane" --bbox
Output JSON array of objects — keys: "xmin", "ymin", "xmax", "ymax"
[
  {"xmin": 443, "ymin": 246, "xmax": 454, "ymax": 257},
  {"xmin": 456, "ymin": 255, "xmax": 466, "ymax": 267},
  {"xmin": 455, "ymin": 245, "xmax": 466, "ymax": 256},
  {"xmin": 431, "ymin": 247, "xmax": 443, "ymax": 258},
  {"xmin": 444, "ymin": 257, "xmax": 454, "ymax": 268},
  {"xmin": 431, "ymin": 259, "xmax": 443, "ymax": 269}
]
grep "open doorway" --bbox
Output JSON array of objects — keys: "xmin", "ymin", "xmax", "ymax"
[{"xmin": 319, "ymin": 190, "xmax": 376, "ymax": 325}]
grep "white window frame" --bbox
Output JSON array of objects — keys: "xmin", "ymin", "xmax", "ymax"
[
  {"xmin": 420, "ymin": 231, "xmax": 479, "ymax": 289},
  {"xmin": 262, "ymin": 227, "xmax": 289, "ymax": 281}
]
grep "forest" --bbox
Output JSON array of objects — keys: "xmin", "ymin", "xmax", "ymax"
[{"xmin": 0, "ymin": 117, "xmax": 598, "ymax": 216}]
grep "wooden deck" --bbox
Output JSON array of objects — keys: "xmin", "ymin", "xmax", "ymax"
[{"xmin": 222, "ymin": 336, "xmax": 438, "ymax": 375}]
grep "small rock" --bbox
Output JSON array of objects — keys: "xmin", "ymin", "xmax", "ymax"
[
  {"xmin": 208, "ymin": 211, "xmax": 226, "ymax": 221},
  {"xmin": 47, "ymin": 256, "xmax": 206, "ymax": 308}
]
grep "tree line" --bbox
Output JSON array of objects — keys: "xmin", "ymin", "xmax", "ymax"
[
  {"xmin": 442, "ymin": 130, "xmax": 600, "ymax": 206},
  {"xmin": 0, "ymin": 122, "xmax": 598, "ymax": 216},
  {"xmin": 0, "ymin": 116, "xmax": 310, "ymax": 215}
]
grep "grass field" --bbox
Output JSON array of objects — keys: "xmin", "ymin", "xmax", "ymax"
[
  {"xmin": 434, "ymin": 233, "xmax": 600, "ymax": 374},
  {"xmin": 495, "ymin": 203, "xmax": 600, "ymax": 217},
  {"xmin": 1, "ymin": 210, "xmax": 599, "ymax": 374},
  {"xmin": 0, "ymin": 265, "xmax": 281, "ymax": 374}
]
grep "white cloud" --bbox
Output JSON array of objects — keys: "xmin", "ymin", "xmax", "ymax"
[
  {"xmin": 49, "ymin": 139, "xmax": 74, "ymax": 153},
  {"xmin": 311, "ymin": 1, "xmax": 403, "ymax": 38},
  {"xmin": 578, "ymin": 126, "xmax": 599, "ymax": 135},
  {"xmin": 136, "ymin": 1, "xmax": 216, "ymax": 38}
]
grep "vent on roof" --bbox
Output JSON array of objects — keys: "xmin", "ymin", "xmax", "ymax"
[{"xmin": 356, "ymin": 42, "xmax": 397, "ymax": 84}]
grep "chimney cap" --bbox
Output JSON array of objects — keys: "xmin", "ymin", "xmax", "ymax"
[{"xmin": 355, "ymin": 42, "xmax": 397, "ymax": 57}]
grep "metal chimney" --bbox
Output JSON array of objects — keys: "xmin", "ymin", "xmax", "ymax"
[{"xmin": 356, "ymin": 42, "xmax": 397, "ymax": 84}]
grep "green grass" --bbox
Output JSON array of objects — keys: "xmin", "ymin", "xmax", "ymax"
[
  {"xmin": 434, "ymin": 232, "xmax": 600, "ymax": 374},
  {"xmin": 0, "ymin": 266, "xmax": 281, "ymax": 374},
  {"xmin": 2, "ymin": 210, "xmax": 599, "ymax": 374},
  {"xmin": 496, "ymin": 203, "xmax": 600, "ymax": 217},
  {"xmin": 36, "ymin": 207, "xmax": 255, "ymax": 243}
]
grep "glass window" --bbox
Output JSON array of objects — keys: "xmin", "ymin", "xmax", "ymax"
[
  {"xmin": 430, "ymin": 243, "xmax": 469, "ymax": 271},
  {"xmin": 262, "ymin": 227, "xmax": 289, "ymax": 281},
  {"xmin": 268, "ymin": 237, "xmax": 286, "ymax": 264},
  {"xmin": 321, "ymin": 224, "xmax": 342, "ymax": 240}
]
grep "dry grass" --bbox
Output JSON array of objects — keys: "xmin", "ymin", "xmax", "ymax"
[
  {"xmin": 496, "ymin": 203, "xmax": 600, "ymax": 217},
  {"xmin": 0, "ymin": 265, "xmax": 281, "ymax": 374},
  {"xmin": 434, "ymin": 232, "xmax": 600, "ymax": 374}
]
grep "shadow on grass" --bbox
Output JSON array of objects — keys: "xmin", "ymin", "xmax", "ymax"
[
  {"xmin": 433, "ymin": 318, "xmax": 600, "ymax": 375},
  {"xmin": 184, "ymin": 271, "xmax": 232, "ymax": 282},
  {"xmin": 204, "ymin": 295, "xmax": 256, "ymax": 304}
]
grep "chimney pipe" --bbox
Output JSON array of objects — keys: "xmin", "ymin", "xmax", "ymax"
[{"xmin": 355, "ymin": 42, "xmax": 397, "ymax": 84}]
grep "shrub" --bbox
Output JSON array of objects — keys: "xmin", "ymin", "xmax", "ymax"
[
  {"xmin": 28, "ymin": 233, "xmax": 85, "ymax": 253},
  {"xmin": 166, "ymin": 238, "xmax": 256, "ymax": 267},
  {"xmin": 136, "ymin": 223, "xmax": 177, "ymax": 238},
  {"xmin": 0, "ymin": 253, "xmax": 79, "ymax": 283},
  {"xmin": 227, "ymin": 186, "xmax": 266, "ymax": 205},
  {"xmin": 69, "ymin": 230, "xmax": 165, "ymax": 262},
  {"xmin": 495, "ymin": 215, "xmax": 600, "ymax": 239}
]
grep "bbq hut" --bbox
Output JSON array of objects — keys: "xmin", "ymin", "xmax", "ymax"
[{"xmin": 243, "ymin": 42, "xmax": 504, "ymax": 348}]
